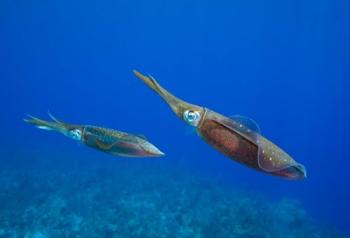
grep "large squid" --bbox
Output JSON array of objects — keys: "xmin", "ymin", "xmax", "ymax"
[
  {"xmin": 133, "ymin": 70, "xmax": 306, "ymax": 179},
  {"xmin": 24, "ymin": 114, "xmax": 164, "ymax": 157}
]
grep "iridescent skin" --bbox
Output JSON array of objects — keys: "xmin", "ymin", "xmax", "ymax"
[
  {"xmin": 133, "ymin": 70, "xmax": 306, "ymax": 179},
  {"xmin": 24, "ymin": 114, "xmax": 164, "ymax": 158}
]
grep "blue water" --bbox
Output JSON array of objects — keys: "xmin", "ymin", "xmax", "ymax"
[{"xmin": 1, "ymin": 0, "xmax": 349, "ymax": 237}]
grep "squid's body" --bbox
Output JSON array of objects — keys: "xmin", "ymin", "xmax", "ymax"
[
  {"xmin": 25, "ymin": 114, "xmax": 164, "ymax": 158},
  {"xmin": 133, "ymin": 70, "xmax": 306, "ymax": 179}
]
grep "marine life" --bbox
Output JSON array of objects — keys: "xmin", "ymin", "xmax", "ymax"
[
  {"xmin": 133, "ymin": 70, "xmax": 306, "ymax": 179},
  {"xmin": 24, "ymin": 113, "xmax": 164, "ymax": 157}
]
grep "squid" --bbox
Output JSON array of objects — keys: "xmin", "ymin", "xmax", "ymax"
[
  {"xmin": 133, "ymin": 70, "xmax": 306, "ymax": 179},
  {"xmin": 24, "ymin": 113, "xmax": 164, "ymax": 157}
]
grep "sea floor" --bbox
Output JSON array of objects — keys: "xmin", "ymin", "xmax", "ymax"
[{"xmin": 0, "ymin": 148, "xmax": 343, "ymax": 238}]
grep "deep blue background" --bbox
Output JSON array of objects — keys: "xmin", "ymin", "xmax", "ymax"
[{"xmin": 1, "ymin": 0, "xmax": 349, "ymax": 235}]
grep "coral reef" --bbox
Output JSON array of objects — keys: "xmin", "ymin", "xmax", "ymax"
[{"xmin": 0, "ymin": 151, "xmax": 343, "ymax": 238}]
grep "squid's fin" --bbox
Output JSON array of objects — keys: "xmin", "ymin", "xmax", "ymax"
[
  {"xmin": 229, "ymin": 115, "xmax": 261, "ymax": 134},
  {"xmin": 137, "ymin": 134, "xmax": 148, "ymax": 140},
  {"xmin": 94, "ymin": 139, "xmax": 121, "ymax": 151}
]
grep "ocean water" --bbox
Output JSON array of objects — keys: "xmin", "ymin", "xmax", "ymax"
[{"xmin": 1, "ymin": 0, "xmax": 349, "ymax": 237}]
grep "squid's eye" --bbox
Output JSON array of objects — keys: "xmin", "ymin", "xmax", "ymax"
[
  {"xmin": 183, "ymin": 110, "xmax": 201, "ymax": 126},
  {"xmin": 70, "ymin": 129, "xmax": 82, "ymax": 140}
]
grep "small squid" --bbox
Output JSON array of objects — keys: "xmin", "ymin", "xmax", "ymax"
[
  {"xmin": 24, "ymin": 113, "xmax": 164, "ymax": 157},
  {"xmin": 133, "ymin": 70, "xmax": 306, "ymax": 179}
]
